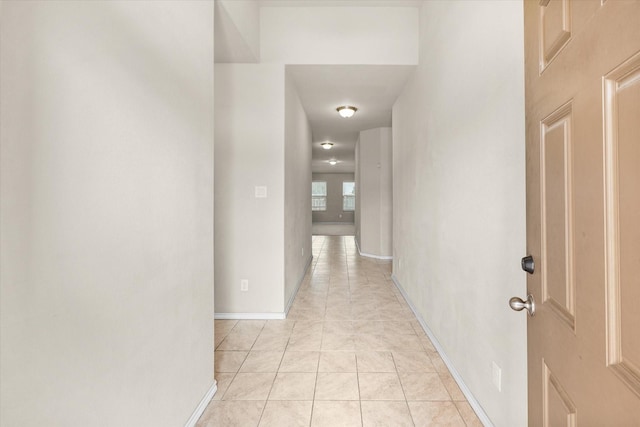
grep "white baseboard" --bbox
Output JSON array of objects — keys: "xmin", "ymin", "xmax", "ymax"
[
  {"xmin": 285, "ymin": 255, "xmax": 313, "ymax": 316},
  {"xmin": 391, "ymin": 275, "xmax": 494, "ymax": 427},
  {"xmin": 214, "ymin": 312, "xmax": 286, "ymax": 320},
  {"xmin": 354, "ymin": 236, "xmax": 393, "ymax": 260},
  {"xmin": 184, "ymin": 381, "xmax": 217, "ymax": 427}
]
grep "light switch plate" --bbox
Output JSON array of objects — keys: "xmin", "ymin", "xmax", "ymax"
[{"xmin": 255, "ymin": 186, "xmax": 267, "ymax": 198}]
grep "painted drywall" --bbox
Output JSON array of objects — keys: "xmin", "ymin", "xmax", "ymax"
[
  {"xmin": 215, "ymin": 0, "xmax": 260, "ymax": 63},
  {"xmin": 355, "ymin": 128, "xmax": 393, "ymax": 258},
  {"xmin": 391, "ymin": 1, "xmax": 527, "ymax": 426},
  {"xmin": 284, "ymin": 71, "xmax": 313, "ymax": 310},
  {"xmin": 312, "ymin": 173, "xmax": 356, "ymax": 224},
  {"xmin": 215, "ymin": 64, "xmax": 285, "ymax": 314},
  {"xmin": 0, "ymin": 2, "xmax": 215, "ymax": 426},
  {"xmin": 260, "ymin": 6, "xmax": 418, "ymax": 64}
]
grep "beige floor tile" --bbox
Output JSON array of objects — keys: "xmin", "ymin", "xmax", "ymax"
[
  {"xmin": 232, "ymin": 320, "xmax": 266, "ymax": 334},
  {"xmin": 239, "ymin": 351, "xmax": 283, "ymax": 373},
  {"xmin": 269, "ymin": 372, "xmax": 316, "ymax": 400},
  {"xmin": 212, "ymin": 373, "xmax": 235, "ymax": 401},
  {"xmin": 379, "ymin": 308, "xmax": 414, "ymax": 321},
  {"xmin": 315, "ymin": 372, "xmax": 360, "ymax": 400},
  {"xmin": 381, "ymin": 321, "xmax": 416, "ymax": 335},
  {"xmin": 392, "ymin": 351, "xmax": 436, "ymax": 372},
  {"xmin": 214, "ymin": 320, "xmax": 238, "ymax": 337},
  {"xmin": 410, "ymin": 321, "xmax": 425, "ymax": 335},
  {"xmin": 287, "ymin": 333, "xmax": 322, "ymax": 351},
  {"xmin": 318, "ymin": 351, "xmax": 357, "ymax": 372},
  {"xmin": 386, "ymin": 334, "xmax": 423, "ymax": 352},
  {"xmin": 361, "ymin": 401, "xmax": 414, "ymax": 427},
  {"xmin": 440, "ymin": 373, "xmax": 466, "ymax": 401},
  {"xmin": 197, "ymin": 400, "xmax": 264, "ymax": 427},
  {"xmin": 279, "ymin": 351, "xmax": 320, "ymax": 372},
  {"xmin": 222, "ymin": 373, "xmax": 275, "ymax": 400},
  {"xmin": 356, "ymin": 351, "xmax": 396, "ymax": 373},
  {"xmin": 293, "ymin": 320, "xmax": 324, "ymax": 335},
  {"xmin": 259, "ymin": 401, "xmax": 313, "ymax": 427},
  {"xmin": 262, "ymin": 319, "xmax": 296, "ymax": 334},
  {"xmin": 408, "ymin": 401, "xmax": 466, "ymax": 426},
  {"xmin": 325, "ymin": 308, "xmax": 352, "ymax": 320},
  {"xmin": 289, "ymin": 308, "xmax": 325, "ymax": 320},
  {"xmin": 419, "ymin": 336, "xmax": 439, "ymax": 355},
  {"xmin": 214, "ymin": 334, "xmax": 225, "ymax": 349},
  {"xmin": 321, "ymin": 333, "xmax": 355, "ymax": 351},
  {"xmin": 252, "ymin": 333, "xmax": 291, "ymax": 351},
  {"xmin": 454, "ymin": 401, "xmax": 484, "ymax": 427},
  {"xmin": 430, "ymin": 354, "xmax": 450, "ymax": 373},
  {"xmin": 206, "ymin": 237, "xmax": 480, "ymax": 426},
  {"xmin": 358, "ymin": 372, "xmax": 406, "ymax": 400},
  {"xmin": 354, "ymin": 334, "xmax": 390, "ymax": 351},
  {"xmin": 353, "ymin": 320, "xmax": 384, "ymax": 335},
  {"xmin": 399, "ymin": 372, "xmax": 451, "ymax": 401},
  {"xmin": 323, "ymin": 321, "xmax": 354, "ymax": 335},
  {"xmin": 311, "ymin": 401, "xmax": 362, "ymax": 427},
  {"xmin": 351, "ymin": 307, "xmax": 380, "ymax": 320},
  {"xmin": 217, "ymin": 332, "xmax": 259, "ymax": 351},
  {"xmin": 215, "ymin": 351, "xmax": 248, "ymax": 373}
]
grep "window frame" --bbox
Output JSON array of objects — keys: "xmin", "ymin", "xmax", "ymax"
[
  {"xmin": 342, "ymin": 181, "xmax": 355, "ymax": 212},
  {"xmin": 312, "ymin": 181, "xmax": 327, "ymax": 211}
]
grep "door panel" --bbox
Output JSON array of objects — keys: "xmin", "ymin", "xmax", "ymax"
[
  {"xmin": 524, "ymin": 0, "xmax": 640, "ymax": 424},
  {"xmin": 543, "ymin": 361, "xmax": 576, "ymax": 427},
  {"xmin": 603, "ymin": 51, "xmax": 640, "ymax": 398},
  {"xmin": 540, "ymin": 103, "xmax": 575, "ymax": 329}
]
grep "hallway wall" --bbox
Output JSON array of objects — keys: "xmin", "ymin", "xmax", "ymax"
[
  {"xmin": 0, "ymin": 2, "xmax": 215, "ymax": 426},
  {"xmin": 215, "ymin": 63, "xmax": 286, "ymax": 315},
  {"xmin": 392, "ymin": 1, "xmax": 527, "ymax": 426},
  {"xmin": 284, "ymin": 71, "xmax": 313, "ymax": 311},
  {"xmin": 356, "ymin": 127, "xmax": 393, "ymax": 258},
  {"xmin": 214, "ymin": 3, "xmax": 419, "ymax": 319}
]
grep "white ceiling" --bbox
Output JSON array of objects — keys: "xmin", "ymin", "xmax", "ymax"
[{"xmin": 287, "ymin": 65, "xmax": 415, "ymax": 173}]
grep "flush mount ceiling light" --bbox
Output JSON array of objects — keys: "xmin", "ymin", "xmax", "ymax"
[
  {"xmin": 336, "ymin": 106, "xmax": 357, "ymax": 118},
  {"xmin": 329, "ymin": 159, "xmax": 338, "ymax": 166},
  {"xmin": 321, "ymin": 142, "xmax": 334, "ymax": 150}
]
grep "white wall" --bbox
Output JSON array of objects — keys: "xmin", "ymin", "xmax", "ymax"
[
  {"xmin": 0, "ymin": 2, "xmax": 215, "ymax": 426},
  {"xmin": 215, "ymin": 64, "xmax": 285, "ymax": 315},
  {"xmin": 392, "ymin": 1, "xmax": 527, "ymax": 426},
  {"xmin": 356, "ymin": 128, "xmax": 393, "ymax": 258},
  {"xmin": 215, "ymin": 0, "xmax": 260, "ymax": 63},
  {"xmin": 284, "ymin": 72, "xmax": 313, "ymax": 311},
  {"xmin": 260, "ymin": 6, "xmax": 418, "ymax": 64}
]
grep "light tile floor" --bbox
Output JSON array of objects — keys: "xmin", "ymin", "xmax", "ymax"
[{"xmin": 198, "ymin": 236, "xmax": 483, "ymax": 427}]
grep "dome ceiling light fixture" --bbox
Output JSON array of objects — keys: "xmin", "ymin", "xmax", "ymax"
[
  {"xmin": 321, "ymin": 141, "xmax": 334, "ymax": 150},
  {"xmin": 328, "ymin": 159, "xmax": 338, "ymax": 166},
  {"xmin": 336, "ymin": 105, "xmax": 357, "ymax": 118}
]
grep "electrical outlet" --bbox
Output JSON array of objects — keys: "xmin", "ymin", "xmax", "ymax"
[
  {"xmin": 240, "ymin": 279, "xmax": 249, "ymax": 292},
  {"xmin": 492, "ymin": 362, "xmax": 502, "ymax": 392},
  {"xmin": 301, "ymin": 247, "xmax": 304, "ymax": 257}
]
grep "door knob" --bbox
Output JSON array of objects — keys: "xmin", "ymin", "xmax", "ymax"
[
  {"xmin": 521, "ymin": 255, "xmax": 535, "ymax": 274},
  {"xmin": 509, "ymin": 294, "xmax": 535, "ymax": 316}
]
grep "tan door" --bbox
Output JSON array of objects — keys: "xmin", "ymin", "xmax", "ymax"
[{"xmin": 522, "ymin": 0, "xmax": 640, "ymax": 425}]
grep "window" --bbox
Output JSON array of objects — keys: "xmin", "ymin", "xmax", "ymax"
[
  {"xmin": 343, "ymin": 181, "xmax": 355, "ymax": 211},
  {"xmin": 312, "ymin": 181, "xmax": 327, "ymax": 211}
]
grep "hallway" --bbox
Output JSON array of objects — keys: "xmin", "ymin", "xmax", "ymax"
[{"xmin": 198, "ymin": 236, "xmax": 482, "ymax": 426}]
